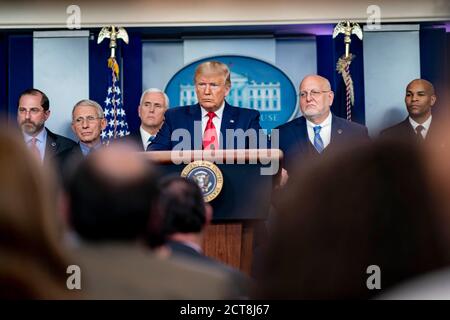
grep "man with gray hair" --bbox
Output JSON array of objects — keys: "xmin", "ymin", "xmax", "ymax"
[
  {"xmin": 70, "ymin": 99, "xmax": 107, "ymax": 157},
  {"xmin": 129, "ymin": 88, "xmax": 169, "ymax": 151}
]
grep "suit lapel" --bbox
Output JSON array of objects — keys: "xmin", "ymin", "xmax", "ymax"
[
  {"xmin": 293, "ymin": 117, "xmax": 310, "ymax": 151},
  {"xmin": 426, "ymin": 118, "xmax": 435, "ymax": 141},
  {"xmin": 44, "ymin": 128, "xmax": 58, "ymax": 162},
  {"xmin": 189, "ymin": 104, "xmax": 203, "ymax": 149},
  {"xmin": 400, "ymin": 118, "xmax": 417, "ymax": 139},
  {"xmin": 220, "ymin": 102, "xmax": 238, "ymax": 148},
  {"xmin": 330, "ymin": 115, "xmax": 344, "ymax": 146}
]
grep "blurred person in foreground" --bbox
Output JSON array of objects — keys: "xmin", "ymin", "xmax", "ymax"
[
  {"xmin": 64, "ymin": 143, "xmax": 241, "ymax": 299},
  {"xmin": 0, "ymin": 125, "xmax": 76, "ymax": 299},
  {"xmin": 158, "ymin": 176, "xmax": 251, "ymax": 297},
  {"xmin": 256, "ymin": 140, "xmax": 449, "ymax": 299},
  {"xmin": 379, "ymin": 105, "xmax": 450, "ymax": 299}
]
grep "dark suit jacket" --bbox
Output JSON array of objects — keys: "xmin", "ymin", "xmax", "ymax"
[
  {"xmin": 44, "ymin": 128, "xmax": 77, "ymax": 163},
  {"xmin": 275, "ymin": 114, "xmax": 370, "ymax": 173},
  {"xmin": 149, "ymin": 102, "xmax": 263, "ymax": 151},
  {"xmin": 44, "ymin": 128, "xmax": 77, "ymax": 177},
  {"xmin": 167, "ymin": 240, "xmax": 250, "ymax": 297},
  {"xmin": 379, "ymin": 117, "xmax": 435, "ymax": 143}
]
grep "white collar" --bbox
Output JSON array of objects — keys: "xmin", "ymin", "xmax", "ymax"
[
  {"xmin": 201, "ymin": 101, "xmax": 225, "ymax": 119},
  {"xmin": 306, "ymin": 111, "xmax": 332, "ymax": 129},
  {"xmin": 140, "ymin": 126, "xmax": 153, "ymax": 142},
  {"xmin": 23, "ymin": 127, "xmax": 46, "ymax": 143},
  {"xmin": 409, "ymin": 115, "xmax": 432, "ymax": 131}
]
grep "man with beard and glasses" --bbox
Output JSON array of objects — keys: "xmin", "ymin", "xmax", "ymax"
[{"xmin": 16, "ymin": 88, "xmax": 77, "ymax": 171}]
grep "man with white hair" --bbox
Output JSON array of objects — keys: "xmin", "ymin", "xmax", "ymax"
[
  {"xmin": 70, "ymin": 99, "xmax": 107, "ymax": 157},
  {"xmin": 276, "ymin": 74, "xmax": 369, "ymax": 176},
  {"xmin": 130, "ymin": 88, "xmax": 169, "ymax": 151}
]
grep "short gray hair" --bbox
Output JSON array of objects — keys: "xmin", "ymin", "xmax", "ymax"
[
  {"xmin": 72, "ymin": 99, "xmax": 104, "ymax": 118},
  {"xmin": 139, "ymin": 88, "xmax": 169, "ymax": 108}
]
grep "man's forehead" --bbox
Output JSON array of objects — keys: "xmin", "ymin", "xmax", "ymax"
[
  {"xmin": 300, "ymin": 77, "xmax": 330, "ymax": 90},
  {"xmin": 73, "ymin": 105, "xmax": 98, "ymax": 114},
  {"xmin": 19, "ymin": 94, "xmax": 41, "ymax": 104},
  {"xmin": 143, "ymin": 92, "xmax": 164, "ymax": 102},
  {"xmin": 406, "ymin": 80, "xmax": 433, "ymax": 93},
  {"xmin": 196, "ymin": 73, "xmax": 225, "ymax": 81}
]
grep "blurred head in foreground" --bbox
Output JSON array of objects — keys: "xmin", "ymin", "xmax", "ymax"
[
  {"xmin": 258, "ymin": 140, "xmax": 449, "ymax": 299},
  {"xmin": 0, "ymin": 124, "xmax": 73, "ymax": 299},
  {"xmin": 66, "ymin": 142, "xmax": 161, "ymax": 244}
]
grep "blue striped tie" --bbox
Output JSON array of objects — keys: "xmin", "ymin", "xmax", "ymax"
[
  {"xmin": 313, "ymin": 126, "xmax": 324, "ymax": 153},
  {"xmin": 146, "ymin": 135, "xmax": 155, "ymax": 151}
]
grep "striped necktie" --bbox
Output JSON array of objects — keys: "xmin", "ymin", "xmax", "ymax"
[
  {"xmin": 313, "ymin": 125, "xmax": 324, "ymax": 153},
  {"xmin": 146, "ymin": 135, "xmax": 155, "ymax": 151}
]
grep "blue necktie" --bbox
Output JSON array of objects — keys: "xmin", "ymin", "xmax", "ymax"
[
  {"xmin": 313, "ymin": 126, "xmax": 324, "ymax": 153},
  {"xmin": 146, "ymin": 135, "xmax": 155, "ymax": 151}
]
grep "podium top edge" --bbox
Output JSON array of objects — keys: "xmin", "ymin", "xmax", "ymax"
[{"xmin": 139, "ymin": 149, "xmax": 283, "ymax": 164}]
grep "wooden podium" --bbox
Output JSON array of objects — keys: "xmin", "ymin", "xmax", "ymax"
[{"xmin": 145, "ymin": 149, "xmax": 282, "ymax": 275}]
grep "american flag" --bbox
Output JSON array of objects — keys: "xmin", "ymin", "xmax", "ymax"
[{"xmin": 101, "ymin": 65, "xmax": 130, "ymax": 143}]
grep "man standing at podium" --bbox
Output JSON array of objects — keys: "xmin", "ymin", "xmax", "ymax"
[{"xmin": 149, "ymin": 61, "xmax": 263, "ymax": 151}]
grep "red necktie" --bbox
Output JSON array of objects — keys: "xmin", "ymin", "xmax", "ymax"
[
  {"xmin": 203, "ymin": 112, "xmax": 219, "ymax": 150},
  {"xmin": 30, "ymin": 137, "xmax": 41, "ymax": 161}
]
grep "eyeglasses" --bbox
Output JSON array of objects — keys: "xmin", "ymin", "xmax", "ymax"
[
  {"xmin": 18, "ymin": 107, "xmax": 45, "ymax": 115},
  {"xmin": 196, "ymin": 82, "xmax": 225, "ymax": 91},
  {"xmin": 73, "ymin": 116, "xmax": 103, "ymax": 125},
  {"xmin": 299, "ymin": 90, "xmax": 331, "ymax": 99}
]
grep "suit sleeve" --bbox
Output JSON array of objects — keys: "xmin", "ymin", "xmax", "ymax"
[{"xmin": 249, "ymin": 110, "xmax": 270, "ymax": 149}]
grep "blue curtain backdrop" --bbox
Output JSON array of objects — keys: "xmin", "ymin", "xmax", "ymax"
[
  {"xmin": 420, "ymin": 26, "xmax": 449, "ymax": 115},
  {"xmin": 316, "ymin": 34, "xmax": 366, "ymax": 125},
  {"xmin": 8, "ymin": 34, "xmax": 33, "ymax": 120},
  {"xmin": 0, "ymin": 34, "xmax": 7, "ymax": 116},
  {"xmin": 2, "ymin": 26, "xmax": 450, "ymax": 128}
]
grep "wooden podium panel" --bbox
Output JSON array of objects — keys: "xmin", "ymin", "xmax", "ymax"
[
  {"xmin": 203, "ymin": 222, "xmax": 255, "ymax": 275},
  {"xmin": 145, "ymin": 150, "xmax": 281, "ymax": 276}
]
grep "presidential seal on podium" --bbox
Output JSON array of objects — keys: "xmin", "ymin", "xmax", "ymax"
[{"xmin": 181, "ymin": 160, "xmax": 223, "ymax": 202}]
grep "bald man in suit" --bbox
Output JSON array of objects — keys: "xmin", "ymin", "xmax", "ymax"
[
  {"xmin": 380, "ymin": 79, "xmax": 437, "ymax": 143},
  {"xmin": 275, "ymin": 75, "xmax": 369, "ymax": 177}
]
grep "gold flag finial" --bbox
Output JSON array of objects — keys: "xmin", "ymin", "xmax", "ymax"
[
  {"xmin": 332, "ymin": 21, "xmax": 363, "ymax": 58},
  {"xmin": 97, "ymin": 25, "xmax": 129, "ymax": 59},
  {"xmin": 97, "ymin": 26, "xmax": 129, "ymax": 77}
]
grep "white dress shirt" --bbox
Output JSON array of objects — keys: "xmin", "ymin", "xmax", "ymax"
[
  {"xmin": 409, "ymin": 115, "xmax": 432, "ymax": 139},
  {"xmin": 306, "ymin": 111, "xmax": 332, "ymax": 149},
  {"xmin": 201, "ymin": 102, "xmax": 225, "ymax": 146},
  {"xmin": 140, "ymin": 126, "xmax": 156, "ymax": 150}
]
